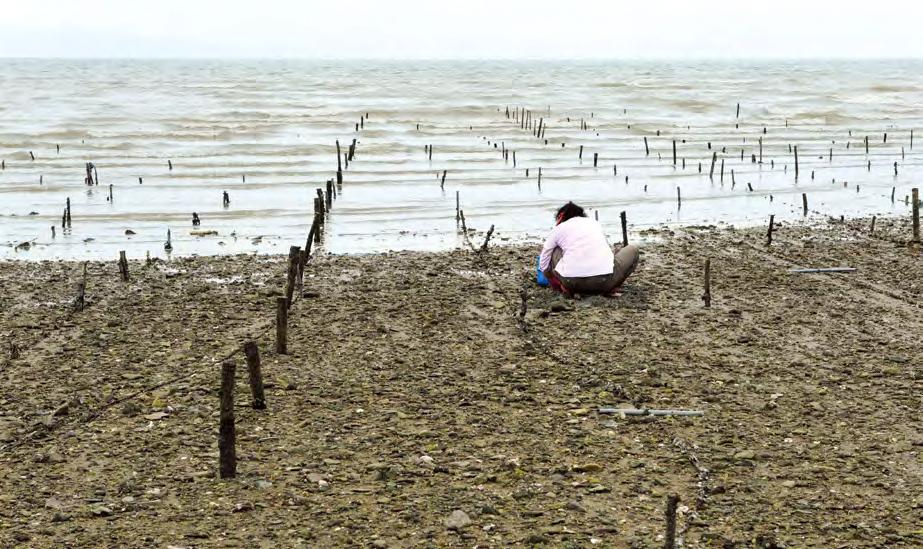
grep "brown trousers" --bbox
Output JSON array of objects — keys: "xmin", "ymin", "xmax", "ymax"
[{"xmin": 547, "ymin": 245, "xmax": 639, "ymax": 295}]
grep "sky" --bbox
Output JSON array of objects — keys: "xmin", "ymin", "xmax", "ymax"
[{"xmin": 2, "ymin": 0, "xmax": 921, "ymax": 59}]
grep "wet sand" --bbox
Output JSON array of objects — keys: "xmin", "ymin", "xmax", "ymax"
[{"xmin": 0, "ymin": 217, "xmax": 921, "ymax": 547}]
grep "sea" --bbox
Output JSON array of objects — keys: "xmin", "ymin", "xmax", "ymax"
[{"xmin": 1, "ymin": 59, "xmax": 921, "ymax": 260}]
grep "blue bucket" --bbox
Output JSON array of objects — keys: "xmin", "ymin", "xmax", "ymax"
[{"xmin": 536, "ymin": 255, "xmax": 550, "ymax": 287}]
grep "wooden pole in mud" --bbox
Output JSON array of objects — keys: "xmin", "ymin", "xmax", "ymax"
[
  {"xmin": 912, "ymin": 188, "xmax": 920, "ymax": 243},
  {"xmin": 620, "ymin": 211, "xmax": 628, "ymax": 246},
  {"xmin": 767, "ymin": 214, "xmax": 775, "ymax": 247},
  {"xmin": 892, "ymin": 187, "xmax": 896, "ymax": 202},
  {"xmin": 441, "ymin": 170, "xmax": 447, "ymax": 189},
  {"xmin": 758, "ymin": 137, "xmax": 763, "ymax": 164},
  {"xmin": 326, "ymin": 180, "xmax": 333, "ymax": 208},
  {"xmin": 65, "ymin": 198, "xmax": 72, "ymax": 227},
  {"xmin": 284, "ymin": 246, "xmax": 301, "ymax": 309},
  {"xmin": 802, "ymin": 193, "xmax": 808, "ymax": 215},
  {"xmin": 336, "ymin": 140, "xmax": 342, "ymax": 171},
  {"xmin": 664, "ymin": 494, "xmax": 679, "ymax": 549},
  {"xmin": 579, "ymin": 145, "xmax": 583, "ymax": 160},
  {"xmin": 74, "ymin": 262, "xmax": 87, "ymax": 312},
  {"xmin": 794, "ymin": 146, "xmax": 799, "ymax": 179},
  {"xmin": 720, "ymin": 159, "xmax": 725, "ymax": 182},
  {"xmin": 593, "ymin": 152, "xmax": 598, "ymax": 167},
  {"xmin": 480, "ymin": 225, "xmax": 495, "ymax": 252},
  {"xmin": 118, "ymin": 251, "xmax": 129, "ymax": 281},
  {"xmin": 870, "ymin": 215, "xmax": 876, "ymax": 236},
  {"xmin": 243, "ymin": 342, "xmax": 266, "ymax": 410},
  {"xmin": 702, "ymin": 259, "xmax": 711, "ymax": 308},
  {"xmin": 168, "ymin": 160, "xmax": 173, "ymax": 171},
  {"xmin": 677, "ymin": 187, "xmax": 682, "ymax": 207},
  {"xmin": 709, "ymin": 152, "xmax": 717, "ymax": 180},
  {"xmin": 911, "ymin": 129, "xmax": 914, "ymax": 150},
  {"xmin": 644, "ymin": 137, "xmax": 649, "ymax": 156},
  {"xmin": 218, "ymin": 359, "xmax": 237, "ymax": 479},
  {"xmin": 672, "ymin": 140, "xmax": 677, "ymax": 166},
  {"xmin": 865, "ymin": 136, "xmax": 869, "ymax": 154},
  {"xmin": 276, "ymin": 297, "xmax": 288, "ymax": 354},
  {"xmin": 455, "ymin": 191, "xmax": 460, "ymax": 222}
]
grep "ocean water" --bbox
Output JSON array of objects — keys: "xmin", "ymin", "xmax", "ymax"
[{"xmin": 1, "ymin": 59, "xmax": 921, "ymax": 260}]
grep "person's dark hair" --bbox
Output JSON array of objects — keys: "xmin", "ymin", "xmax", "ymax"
[{"xmin": 556, "ymin": 201, "xmax": 587, "ymax": 224}]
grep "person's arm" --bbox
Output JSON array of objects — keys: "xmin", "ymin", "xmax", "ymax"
[{"xmin": 538, "ymin": 227, "xmax": 559, "ymax": 272}]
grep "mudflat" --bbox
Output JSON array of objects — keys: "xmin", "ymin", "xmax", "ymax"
[{"xmin": 0, "ymin": 217, "xmax": 920, "ymax": 548}]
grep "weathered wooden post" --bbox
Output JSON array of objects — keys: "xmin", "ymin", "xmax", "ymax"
[
  {"xmin": 767, "ymin": 214, "xmax": 775, "ymax": 247},
  {"xmin": 455, "ymin": 191, "xmax": 460, "ymax": 222},
  {"xmin": 243, "ymin": 342, "xmax": 266, "ymax": 410},
  {"xmin": 912, "ymin": 188, "xmax": 920, "ymax": 243},
  {"xmin": 672, "ymin": 140, "xmax": 677, "ymax": 166},
  {"xmin": 794, "ymin": 145, "xmax": 799, "ymax": 179},
  {"xmin": 644, "ymin": 137, "xmax": 649, "ymax": 156},
  {"xmin": 284, "ymin": 246, "xmax": 301, "ymax": 308},
  {"xmin": 620, "ymin": 211, "xmax": 628, "ymax": 246},
  {"xmin": 276, "ymin": 297, "xmax": 288, "ymax": 354},
  {"xmin": 218, "ymin": 360, "xmax": 237, "ymax": 479},
  {"xmin": 664, "ymin": 494, "xmax": 679, "ymax": 549},
  {"xmin": 118, "ymin": 251, "xmax": 129, "ymax": 281},
  {"xmin": 702, "ymin": 259, "xmax": 711, "ymax": 308},
  {"xmin": 802, "ymin": 193, "xmax": 808, "ymax": 216}
]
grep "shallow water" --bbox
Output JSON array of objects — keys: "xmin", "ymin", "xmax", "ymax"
[{"xmin": 1, "ymin": 59, "xmax": 921, "ymax": 260}]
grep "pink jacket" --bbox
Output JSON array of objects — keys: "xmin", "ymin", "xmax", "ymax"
[{"xmin": 539, "ymin": 216, "xmax": 614, "ymax": 278}]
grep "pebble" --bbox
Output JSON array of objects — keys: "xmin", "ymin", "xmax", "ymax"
[{"xmin": 444, "ymin": 509, "xmax": 471, "ymax": 530}]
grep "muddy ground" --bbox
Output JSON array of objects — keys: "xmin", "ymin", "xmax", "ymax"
[{"xmin": 0, "ymin": 217, "xmax": 921, "ymax": 548}]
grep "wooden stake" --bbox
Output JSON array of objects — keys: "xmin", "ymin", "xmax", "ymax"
[
  {"xmin": 579, "ymin": 145, "xmax": 583, "ymax": 160},
  {"xmin": 441, "ymin": 170, "xmax": 447, "ymax": 189},
  {"xmin": 480, "ymin": 225, "xmax": 495, "ymax": 252},
  {"xmin": 218, "ymin": 360, "xmax": 237, "ymax": 479},
  {"xmin": 913, "ymin": 188, "xmax": 920, "ymax": 243},
  {"xmin": 702, "ymin": 259, "xmax": 711, "ymax": 308},
  {"xmin": 794, "ymin": 145, "xmax": 799, "ymax": 179},
  {"xmin": 284, "ymin": 246, "xmax": 301, "ymax": 308},
  {"xmin": 336, "ymin": 140, "xmax": 342, "ymax": 172},
  {"xmin": 243, "ymin": 342, "xmax": 266, "ymax": 410},
  {"xmin": 802, "ymin": 193, "xmax": 808, "ymax": 215},
  {"xmin": 74, "ymin": 262, "xmax": 87, "ymax": 312},
  {"xmin": 455, "ymin": 191, "xmax": 460, "ymax": 222},
  {"xmin": 620, "ymin": 211, "xmax": 628, "ymax": 246},
  {"xmin": 709, "ymin": 152, "xmax": 717, "ymax": 180},
  {"xmin": 672, "ymin": 140, "xmax": 677, "ymax": 166},
  {"xmin": 767, "ymin": 214, "xmax": 775, "ymax": 247},
  {"xmin": 870, "ymin": 215, "xmax": 876, "ymax": 236},
  {"xmin": 118, "ymin": 251, "xmax": 129, "ymax": 281},
  {"xmin": 593, "ymin": 152, "xmax": 598, "ymax": 167},
  {"xmin": 677, "ymin": 187, "xmax": 681, "ymax": 207},
  {"xmin": 891, "ymin": 187, "xmax": 896, "ymax": 202},
  {"xmin": 644, "ymin": 137, "xmax": 649, "ymax": 156},
  {"xmin": 664, "ymin": 495, "xmax": 679, "ymax": 549},
  {"xmin": 274, "ymin": 294, "xmax": 290, "ymax": 355}
]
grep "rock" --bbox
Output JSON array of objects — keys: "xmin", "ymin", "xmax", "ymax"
[
  {"xmin": 88, "ymin": 504, "xmax": 113, "ymax": 516},
  {"xmin": 526, "ymin": 533, "xmax": 548, "ymax": 544},
  {"xmin": 254, "ymin": 480, "xmax": 272, "ymax": 490},
  {"xmin": 444, "ymin": 509, "xmax": 472, "ymax": 530},
  {"xmin": 587, "ymin": 484, "xmax": 610, "ymax": 493},
  {"xmin": 51, "ymin": 512, "xmax": 70, "ymax": 523},
  {"xmin": 122, "ymin": 402, "xmax": 142, "ymax": 417},
  {"xmin": 52, "ymin": 402, "xmax": 70, "ymax": 417},
  {"xmin": 781, "ymin": 480, "xmax": 796, "ymax": 488},
  {"xmin": 233, "ymin": 502, "xmax": 254, "ymax": 513},
  {"xmin": 733, "ymin": 450, "xmax": 755, "ymax": 460},
  {"xmin": 480, "ymin": 505, "xmax": 499, "ymax": 515},
  {"xmin": 566, "ymin": 500, "xmax": 586, "ymax": 513},
  {"xmin": 125, "ymin": 229, "xmax": 136, "ymax": 235},
  {"xmin": 573, "ymin": 463, "xmax": 603, "ymax": 473},
  {"xmin": 144, "ymin": 412, "xmax": 169, "ymax": 421}
]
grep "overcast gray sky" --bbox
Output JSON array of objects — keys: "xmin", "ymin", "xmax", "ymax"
[{"xmin": 2, "ymin": 0, "xmax": 921, "ymax": 59}]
